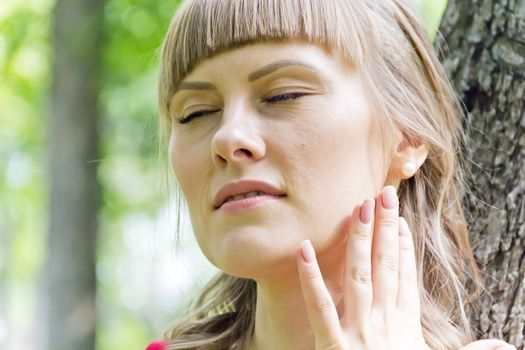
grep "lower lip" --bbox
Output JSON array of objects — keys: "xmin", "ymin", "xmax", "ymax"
[{"xmin": 217, "ymin": 194, "xmax": 286, "ymax": 213}]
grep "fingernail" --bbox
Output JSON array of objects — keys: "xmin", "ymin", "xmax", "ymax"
[
  {"xmin": 360, "ymin": 199, "xmax": 374, "ymax": 224},
  {"xmin": 300, "ymin": 240, "xmax": 316, "ymax": 264},
  {"xmin": 382, "ymin": 186, "xmax": 398, "ymax": 209}
]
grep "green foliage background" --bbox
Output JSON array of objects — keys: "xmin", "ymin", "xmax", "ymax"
[{"xmin": 0, "ymin": 0, "xmax": 445, "ymax": 348}]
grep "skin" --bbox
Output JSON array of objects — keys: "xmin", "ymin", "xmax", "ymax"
[{"xmin": 168, "ymin": 40, "xmax": 514, "ymax": 350}]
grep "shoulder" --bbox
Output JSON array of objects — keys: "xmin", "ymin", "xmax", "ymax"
[{"xmin": 145, "ymin": 339, "xmax": 169, "ymax": 350}]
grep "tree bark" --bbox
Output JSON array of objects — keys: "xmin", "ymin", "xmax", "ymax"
[
  {"xmin": 436, "ymin": 0, "xmax": 525, "ymax": 348},
  {"xmin": 40, "ymin": 0, "xmax": 103, "ymax": 349}
]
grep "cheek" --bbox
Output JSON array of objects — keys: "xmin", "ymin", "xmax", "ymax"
[
  {"xmin": 169, "ymin": 136, "xmax": 186, "ymax": 182},
  {"xmin": 294, "ymin": 111, "xmax": 371, "ymax": 173},
  {"xmin": 287, "ymin": 105, "xmax": 382, "ymax": 212},
  {"xmin": 169, "ymin": 135, "xmax": 210, "ymax": 207}
]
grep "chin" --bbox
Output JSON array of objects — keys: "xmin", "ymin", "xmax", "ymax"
[{"xmin": 204, "ymin": 231, "xmax": 298, "ymax": 279}]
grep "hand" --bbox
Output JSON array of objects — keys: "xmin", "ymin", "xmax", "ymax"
[
  {"xmin": 296, "ymin": 185, "xmax": 431, "ymax": 350},
  {"xmin": 460, "ymin": 339, "xmax": 517, "ymax": 350}
]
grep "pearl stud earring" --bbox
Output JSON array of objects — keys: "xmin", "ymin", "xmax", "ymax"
[{"xmin": 402, "ymin": 162, "xmax": 417, "ymax": 178}]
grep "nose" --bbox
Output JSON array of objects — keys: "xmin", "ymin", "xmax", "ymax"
[{"xmin": 211, "ymin": 102, "xmax": 266, "ymax": 168}]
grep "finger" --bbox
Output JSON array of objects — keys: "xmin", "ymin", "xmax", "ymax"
[
  {"xmin": 341, "ymin": 199, "xmax": 374, "ymax": 331},
  {"xmin": 297, "ymin": 239, "xmax": 343, "ymax": 348},
  {"xmin": 371, "ymin": 186, "xmax": 399, "ymax": 314},
  {"xmin": 460, "ymin": 339, "xmax": 516, "ymax": 350},
  {"xmin": 396, "ymin": 217, "xmax": 421, "ymax": 316}
]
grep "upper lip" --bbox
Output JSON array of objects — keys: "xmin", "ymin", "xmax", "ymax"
[{"xmin": 213, "ymin": 180, "xmax": 286, "ymax": 209}]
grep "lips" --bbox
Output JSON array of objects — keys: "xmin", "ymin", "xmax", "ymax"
[{"xmin": 213, "ymin": 180, "xmax": 286, "ymax": 209}]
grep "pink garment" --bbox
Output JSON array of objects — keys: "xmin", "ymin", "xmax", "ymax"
[{"xmin": 145, "ymin": 339, "xmax": 169, "ymax": 350}]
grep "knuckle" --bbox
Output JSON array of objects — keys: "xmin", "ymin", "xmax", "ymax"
[
  {"xmin": 398, "ymin": 237, "xmax": 414, "ymax": 252},
  {"xmin": 352, "ymin": 228, "xmax": 370, "ymax": 241},
  {"xmin": 321, "ymin": 344, "xmax": 341, "ymax": 350},
  {"xmin": 378, "ymin": 253, "xmax": 398, "ymax": 271},
  {"xmin": 399, "ymin": 271, "xmax": 418, "ymax": 285},
  {"xmin": 348, "ymin": 266, "xmax": 372, "ymax": 284},
  {"xmin": 317, "ymin": 338, "xmax": 343, "ymax": 350},
  {"xmin": 371, "ymin": 310, "xmax": 393, "ymax": 331},
  {"xmin": 313, "ymin": 296, "xmax": 333, "ymax": 314},
  {"xmin": 378, "ymin": 216, "xmax": 399, "ymax": 228},
  {"xmin": 302, "ymin": 267, "xmax": 321, "ymax": 283}
]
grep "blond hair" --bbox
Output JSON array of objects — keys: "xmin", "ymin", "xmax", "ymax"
[{"xmin": 157, "ymin": 0, "xmax": 485, "ymax": 349}]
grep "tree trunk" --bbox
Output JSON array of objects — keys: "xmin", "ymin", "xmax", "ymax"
[
  {"xmin": 40, "ymin": 0, "xmax": 103, "ymax": 348},
  {"xmin": 436, "ymin": 0, "xmax": 525, "ymax": 348}
]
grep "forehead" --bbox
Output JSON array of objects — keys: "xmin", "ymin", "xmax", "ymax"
[{"xmin": 180, "ymin": 40, "xmax": 349, "ymax": 82}]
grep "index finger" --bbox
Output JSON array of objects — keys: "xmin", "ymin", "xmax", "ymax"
[{"xmin": 297, "ymin": 239, "xmax": 343, "ymax": 348}]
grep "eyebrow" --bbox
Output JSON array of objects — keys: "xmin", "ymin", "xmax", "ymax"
[{"xmin": 173, "ymin": 59, "xmax": 320, "ymax": 94}]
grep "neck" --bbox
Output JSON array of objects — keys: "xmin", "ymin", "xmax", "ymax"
[{"xmin": 245, "ymin": 236, "xmax": 347, "ymax": 350}]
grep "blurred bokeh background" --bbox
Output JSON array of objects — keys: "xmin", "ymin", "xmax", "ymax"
[{"xmin": 0, "ymin": 0, "xmax": 446, "ymax": 349}]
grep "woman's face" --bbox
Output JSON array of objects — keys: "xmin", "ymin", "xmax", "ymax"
[{"xmin": 169, "ymin": 40, "xmax": 390, "ymax": 278}]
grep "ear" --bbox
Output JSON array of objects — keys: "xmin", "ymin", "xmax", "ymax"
[{"xmin": 394, "ymin": 135, "xmax": 429, "ymax": 179}]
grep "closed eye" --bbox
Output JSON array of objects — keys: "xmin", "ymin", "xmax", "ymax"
[
  {"xmin": 176, "ymin": 93, "xmax": 308, "ymax": 124},
  {"xmin": 177, "ymin": 109, "xmax": 220, "ymax": 124},
  {"xmin": 264, "ymin": 92, "xmax": 307, "ymax": 104}
]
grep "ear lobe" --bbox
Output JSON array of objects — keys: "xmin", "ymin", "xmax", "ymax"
[{"xmin": 395, "ymin": 137, "xmax": 429, "ymax": 178}]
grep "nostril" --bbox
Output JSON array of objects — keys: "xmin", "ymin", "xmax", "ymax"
[{"xmin": 233, "ymin": 148, "xmax": 252, "ymax": 158}]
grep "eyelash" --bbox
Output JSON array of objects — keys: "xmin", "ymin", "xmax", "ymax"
[{"xmin": 177, "ymin": 92, "xmax": 307, "ymax": 124}]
